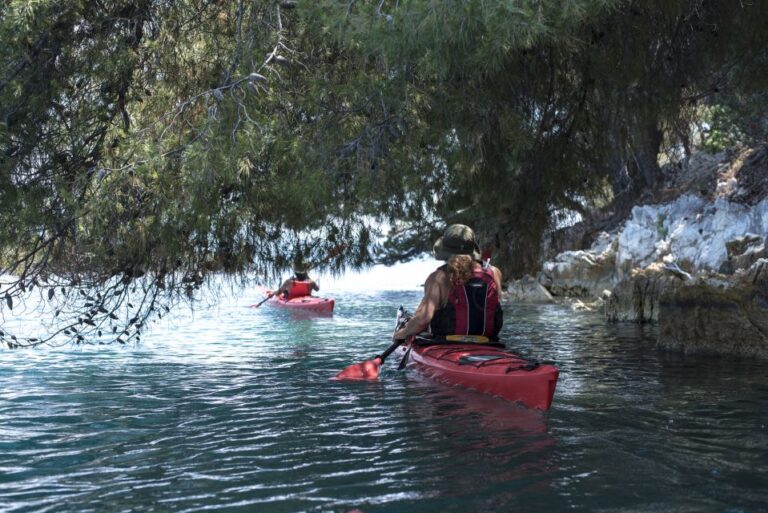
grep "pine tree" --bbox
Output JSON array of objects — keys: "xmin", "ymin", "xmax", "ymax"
[{"xmin": 1, "ymin": 0, "xmax": 767, "ymax": 346}]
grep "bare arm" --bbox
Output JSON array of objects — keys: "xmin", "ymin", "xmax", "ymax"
[
  {"xmin": 491, "ymin": 265, "xmax": 502, "ymax": 292},
  {"xmin": 309, "ymin": 278, "xmax": 319, "ymax": 291},
  {"xmin": 274, "ymin": 279, "xmax": 292, "ymax": 296},
  {"xmin": 393, "ymin": 270, "xmax": 446, "ymax": 340}
]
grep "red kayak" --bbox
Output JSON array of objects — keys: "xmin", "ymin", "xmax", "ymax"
[
  {"xmin": 395, "ymin": 340, "xmax": 559, "ymax": 411},
  {"xmin": 334, "ymin": 307, "xmax": 558, "ymax": 410},
  {"xmin": 261, "ymin": 292, "xmax": 335, "ymax": 313}
]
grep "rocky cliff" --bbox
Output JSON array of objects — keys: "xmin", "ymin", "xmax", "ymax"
[{"xmin": 511, "ymin": 145, "xmax": 768, "ymax": 358}]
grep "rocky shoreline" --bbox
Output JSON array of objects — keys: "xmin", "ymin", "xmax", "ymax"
[{"xmin": 507, "ymin": 146, "xmax": 768, "ymax": 359}]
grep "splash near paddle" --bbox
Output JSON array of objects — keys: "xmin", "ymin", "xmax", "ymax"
[{"xmin": 334, "ymin": 307, "xmax": 408, "ymax": 381}]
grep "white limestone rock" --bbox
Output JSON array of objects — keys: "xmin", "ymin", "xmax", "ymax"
[{"xmin": 506, "ymin": 275, "xmax": 554, "ymax": 303}]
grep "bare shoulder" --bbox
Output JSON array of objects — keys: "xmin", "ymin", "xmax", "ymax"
[
  {"xmin": 426, "ymin": 266, "xmax": 450, "ymax": 287},
  {"xmin": 424, "ymin": 266, "xmax": 452, "ymax": 302},
  {"xmin": 490, "ymin": 265, "xmax": 503, "ymax": 289}
]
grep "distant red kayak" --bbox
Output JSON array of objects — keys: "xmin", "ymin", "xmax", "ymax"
[
  {"xmin": 396, "ymin": 341, "xmax": 559, "ymax": 410},
  {"xmin": 258, "ymin": 291, "xmax": 335, "ymax": 313}
]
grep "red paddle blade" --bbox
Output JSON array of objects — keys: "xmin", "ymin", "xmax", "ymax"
[{"xmin": 334, "ymin": 357, "xmax": 381, "ymax": 380}]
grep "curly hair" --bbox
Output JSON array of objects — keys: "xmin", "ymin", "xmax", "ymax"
[{"xmin": 445, "ymin": 254, "xmax": 475, "ymax": 286}]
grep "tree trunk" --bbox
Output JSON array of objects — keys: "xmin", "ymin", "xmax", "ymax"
[{"xmin": 628, "ymin": 121, "xmax": 663, "ymax": 194}]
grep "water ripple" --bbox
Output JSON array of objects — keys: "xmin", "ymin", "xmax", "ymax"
[{"xmin": 1, "ymin": 294, "xmax": 767, "ymax": 512}]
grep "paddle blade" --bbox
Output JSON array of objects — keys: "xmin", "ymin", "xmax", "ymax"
[{"xmin": 334, "ymin": 357, "xmax": 382, "ymax": 380}]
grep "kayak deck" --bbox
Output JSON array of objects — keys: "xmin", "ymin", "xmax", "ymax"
[{"xmin": 397, "ymin": 343, "xmax": 558, "ymax": 410}]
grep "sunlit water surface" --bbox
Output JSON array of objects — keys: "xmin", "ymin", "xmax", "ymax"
[{"xmin": 1, "ymin": 261, "xmax": 767, "ymax": 512}]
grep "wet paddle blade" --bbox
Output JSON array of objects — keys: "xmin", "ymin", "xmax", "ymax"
[{"xmin": 334, "ymin": 357, "xmax": 381, "ymax": 380}]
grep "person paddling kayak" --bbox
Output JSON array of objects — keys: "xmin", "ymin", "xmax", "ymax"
[
  {"xmin": 336, "ymin": 225, "xmax": 558, "ymax": 409},
  {"xmin": 252, "ymin": 258, "xmax": 332, "ymax": 313},
  {"xmin": 274, "ymin": 263, "xmax": 320, "ymax": 300},
  {"xmin": 393, "ymin": 224, "xmax": 503, "ymax": 341}
]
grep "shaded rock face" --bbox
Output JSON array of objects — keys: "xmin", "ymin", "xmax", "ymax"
[
  {"xmin": 505, "ymin": 275, "xmax": 554, "ymax": 303},
  {"xmin": 720, "ymin": 234, "xmax": 767, "ymax": 274},
  {"xmin": 539, "ymin": 234, "xmax": 617, "ymax": 297},
  {"xmin": 725, "ymin": 233, "xmax": 763, "ymax": 256},
  {"xmin": 723, "ymin": 144, "xmax": 768, "ymax": 206},
  {"xmin": 604, "ymin": 264, "xmax": 685, "ymax": 322},
  {"xmin": 658, "ymin": 261, "xmax": 768, "ymax": 358}
]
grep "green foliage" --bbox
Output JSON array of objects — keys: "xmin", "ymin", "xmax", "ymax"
[
  {"xmin": 301, "ymin": 0, "xmax": 768, "ymax": 274},
  {"xmin": 699, "ymin": 105, "xmax": 745, "ymax": 154},
  {"xmin": 700, "ymin": 101, "xmax": 768, "ymax": 154},
  {"xmin": 0, "ymin": 0, "xmax": 373, "ymax": 347},
  {"xmin": 1, "ymin": 0, "xmax": 768, "ymax": 346}
]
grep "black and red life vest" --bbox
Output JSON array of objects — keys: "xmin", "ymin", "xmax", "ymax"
[
  {"xmin": 287, "ymin": 280, "xmax": 312, "ymax": 299},
  {"xmin": 430, "ymin": 266, "xmax": 503, "ymax": 339}
]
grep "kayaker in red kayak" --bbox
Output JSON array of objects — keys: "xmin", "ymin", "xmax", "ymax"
[
  {"xmin": 274, "ymin": 263, "xmax": 320, "ymax": 300},
  {"xmin": 336, "ymin": 225, "xmax": 558, "ymax": 409},
  {"xmin": 393, "ymin": 224, "xmax": 504, "ymax": 342}
]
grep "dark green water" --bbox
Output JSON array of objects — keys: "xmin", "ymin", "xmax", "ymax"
[{"xmin": 1, "ymin": 284, "xmax": 767, "ymax": 512}]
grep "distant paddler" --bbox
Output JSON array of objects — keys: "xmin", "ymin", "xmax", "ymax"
[{"xmin": 273, "ymin": 261, "xmax": 320, "ymax": 300}]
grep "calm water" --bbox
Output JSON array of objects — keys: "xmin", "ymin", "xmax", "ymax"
[{"xmin": 1, "ymin": 273, "xmax": 767, "ymax": 512}]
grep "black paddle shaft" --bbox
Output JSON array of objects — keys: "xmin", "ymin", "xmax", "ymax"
[
  {"xmin": 373, "ymin": 306, "xmax": 411, "ymax": 362},
  {"xmin": 377, "ymin": 339, "xmax": 405, "ymax": 363},
  {"xmin": 254, "ymin": 293, "xmax": 273, "ymax": 308}
]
